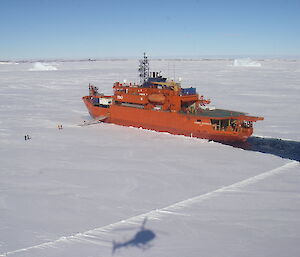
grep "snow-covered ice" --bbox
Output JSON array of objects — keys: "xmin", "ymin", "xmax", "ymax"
[
  {"xmin": 29, "ymin": 62, "xmax": 57, "ymax": 71},
  {"xmin": 0, "ymin": 59, "xmax": 300, "ymax": 257},
  {"xmin": 233, "ymin": 58, "xmax": 262, "ymax": 67}
]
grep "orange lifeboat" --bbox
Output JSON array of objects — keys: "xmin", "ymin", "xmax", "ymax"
[{"xmin": 148, "ymin": 94, "xmax": 165, "ymax": 104}]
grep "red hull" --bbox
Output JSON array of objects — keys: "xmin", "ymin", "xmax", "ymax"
[{"xmin": 83, "ymin": 96, "xmax": 253, "ymax": 142}]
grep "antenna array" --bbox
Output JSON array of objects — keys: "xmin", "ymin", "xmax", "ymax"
[{"xmin": 138, "ymin": 52, "xmax": 149, "ymax": 85}]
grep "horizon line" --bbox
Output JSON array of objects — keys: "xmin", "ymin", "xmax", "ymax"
[{"xmin": 2, "ymin": 54, "xmax": 300, "ymax": 63}]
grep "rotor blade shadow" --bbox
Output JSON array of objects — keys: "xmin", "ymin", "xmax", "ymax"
[{"xmin": 112, "ymin": 217, "xmax": 156, "ymax": 254}]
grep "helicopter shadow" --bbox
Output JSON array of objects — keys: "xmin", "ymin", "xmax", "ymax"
[
  {"xmin": 219, "ymin": 136, "xmax": 300, "ymax": 162},
  {"xmin": 112, "ymin": 217, "xmax": 156, "ymax": 254}
]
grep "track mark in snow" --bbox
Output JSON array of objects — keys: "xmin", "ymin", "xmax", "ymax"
[{"xmin": 2, "ymin": 161, "xmax": 298, "ymax": 256}]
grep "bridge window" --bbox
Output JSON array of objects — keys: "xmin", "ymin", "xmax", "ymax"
[
  {"xmin": 242, "ymin": 121, "xmax": 253, "ymax": 128},
  {"xmin": 211, "ymin": 119, "xmax": 230, "ymax": 131}
]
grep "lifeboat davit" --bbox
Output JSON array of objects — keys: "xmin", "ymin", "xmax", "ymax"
[{"xmin": 148, "ymin": 94, "xmax": 165, "ymax": 103}]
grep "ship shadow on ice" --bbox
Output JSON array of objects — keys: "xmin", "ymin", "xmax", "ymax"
[
  {"xmin": 112, "ymin": 217, "xmax": 156, "ymax": 254},
  {"xmin": 220, "ymin": 136, "xmax": 300, "ymax": 162}
]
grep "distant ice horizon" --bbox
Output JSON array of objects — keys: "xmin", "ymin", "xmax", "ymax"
[{"xmin": 1, "ymin": 54, "xmax": 300, "ymax": 63}]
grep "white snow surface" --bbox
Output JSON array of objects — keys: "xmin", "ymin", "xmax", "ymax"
[
  {"xmin": 0, "ymin": 62, "xmax": 18, "ymax": 65},
  {"xmin": 233, "ymin": 58, "xmax": 262, "ymax": 67},
  {"xmin": 29, "ymin": 62, "xmax": 57, "ymax": 71},
  {"xmin": 0, "ymin": 59, "xmax": 300, "ymax": 257}
]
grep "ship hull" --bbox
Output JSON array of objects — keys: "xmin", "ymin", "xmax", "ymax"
[{"xmin": 83, "ymin": 96, "xmax": 252, "ymax": 142}]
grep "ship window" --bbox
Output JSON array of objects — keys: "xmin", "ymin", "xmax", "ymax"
[
  {"xmin": 211, "ymin": 119, "xmax": 232, "ymax": 131},
  {"xmin": 211, "ymin": 119, "xmax": 220, "ymax": 130},
  {"xmin": 242, "ymin": 121, "xmax": 253, "ymax": 128},
  {"xmin": 211, "ymin": 119, "xmax": 228, "ymax": 130},
  {"xmin": 197, "ymin": 119, "xmax": 202, "ymax": 122},
  {"xmin": 99, "ymin": 104, "xmax": 109, "ymax": 108}
]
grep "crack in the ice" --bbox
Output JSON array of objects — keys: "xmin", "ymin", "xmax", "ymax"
[{"xmin": 1, "ymin": 161, "xmax": 298, "ymax": 256}]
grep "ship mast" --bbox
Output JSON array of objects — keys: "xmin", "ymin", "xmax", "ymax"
[{"xmin": 138, "ymin": 52, "xmax": 149, "ymax": 85}]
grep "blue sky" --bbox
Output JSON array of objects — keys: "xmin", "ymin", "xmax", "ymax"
[{"xmin": 1, "ymin": 0, "xmax": 299, "ymax": 59}]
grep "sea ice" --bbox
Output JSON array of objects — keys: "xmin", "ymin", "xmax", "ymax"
[
  {"xmin": 29, "ymin": 62, "xmax": 57, "ymax": 71},
  {"xmin": 0, "ymin": 59, "xmax": 299, "ymax": 257},
  {"xmin": 233, "ymin": 58, "xmax": 262, "ymax": 67}
]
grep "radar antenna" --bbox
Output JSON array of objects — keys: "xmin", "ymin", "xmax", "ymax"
[{"xmin": 138, "ymin": 52, "xmax": 149, "ymax": 85}]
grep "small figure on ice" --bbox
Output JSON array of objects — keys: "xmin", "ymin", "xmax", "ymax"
[
  {"xmin": 58, "ymin": 124, "xmax": 63, "ymax": 130},
  {"xmin": 24, "ymin": 135, "xmax": 31, "ymax": 140}
]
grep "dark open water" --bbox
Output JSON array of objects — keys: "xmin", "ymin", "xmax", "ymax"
[{"xmin": 220, "ymin": 136, "xmax": 300, "ymax": 162}]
